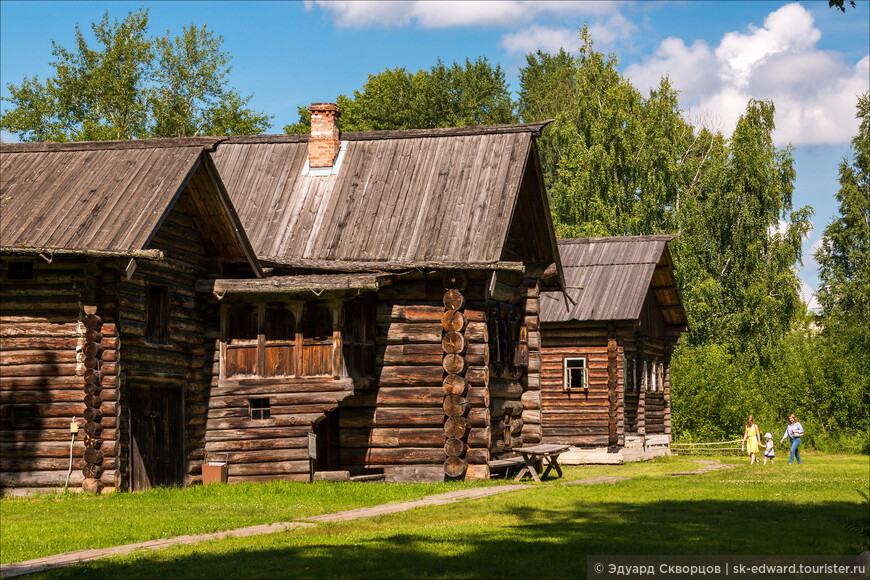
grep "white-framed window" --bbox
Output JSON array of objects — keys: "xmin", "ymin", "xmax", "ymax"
[
  {"xmin": 563, "ymin": 357, "xmax": 588, "ymax": 392},
  {"xmin": 657, "ymin": 362, "xmax": 664, "ymax": 392}
]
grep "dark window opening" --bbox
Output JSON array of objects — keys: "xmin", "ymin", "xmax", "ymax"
[
  {"xmin": 227, "ymin": 305, "xmax": 258, "ymax": 344},
  {"xmin": 564, "ymin": 358, "xmax": 587, "ymax": 391},
  {"xmin": 265, "ymin": 303, "xmax": 296, "ymax": 377},
  {"xmin": 302, "ymin": 303, "xmax": 333, "ymax": 341},
  {"xmin": 8, "ymin": 262, "xmax": 34, "ymax": 281},
  {"xmin": 11, "ymin": 405, "xmax": 36, "ymax": 427},
  {"xmin": 146, "ymin": 284, "xmax": 170, "ymax": 344},
  {"xmin": 342, "ymin": 299, "xmax": 376, "ymax": 380},
  {"xmin": 249, "ymin": 398, "xmax": 270, "ymax": 420}
]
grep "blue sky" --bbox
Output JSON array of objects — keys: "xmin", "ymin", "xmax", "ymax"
[{"xmin": 2, "ymin": 1, "xmax": 868, "ymax": 303}]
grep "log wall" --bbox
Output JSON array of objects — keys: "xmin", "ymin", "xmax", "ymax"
[
  {"xmin": 539, "ymin": 327, "xmax": 624, "ymax": 448},
  {"xmin": 0, "ymin": 257, "xmax": 120, "ymax": 494},
  {"xmin": 337, "ymin": 276, "xmax": 453, "ymax": 477}
]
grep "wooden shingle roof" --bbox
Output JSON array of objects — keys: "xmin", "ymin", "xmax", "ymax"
[
  {"xmin": 211, "ymin": 122, "xmax": 557, "ymax": 268},
  {"xmin": 0, "ymin": 139, "xmax": 260, "ymax": 273},
  {"xmin": 541, "ymin": 235, "xmax": 687, "ymax": 327}
]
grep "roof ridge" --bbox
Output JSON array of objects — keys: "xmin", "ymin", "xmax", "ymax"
[
  {"xmin": 0, "ymin": 136, "xmax": 226, "ymax": 154},
  {"xmin": 557, "ymin": 234, "xmax": 677, "ymax": 244},
  {"xmin": 224, "ymin": 120, "xmax": 554, "ymax": 145}
]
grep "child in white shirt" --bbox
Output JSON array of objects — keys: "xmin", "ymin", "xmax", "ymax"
[{"xmin": 763, "ymin": 432, "xmax": 775, "ymax": 465}]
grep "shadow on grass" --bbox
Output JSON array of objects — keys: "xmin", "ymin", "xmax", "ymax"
[{"xmin": 40, "ymin": 499, "xmax": 864, "ymax": 580}]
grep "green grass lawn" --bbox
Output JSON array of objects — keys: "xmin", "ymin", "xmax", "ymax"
[{"xmin": 3, "ymin": 453, "xmax": 868, "ymax": 579}]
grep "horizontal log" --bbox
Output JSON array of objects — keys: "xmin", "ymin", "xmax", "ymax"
[
  {"xmin": 520, "ymin": 390, "xmax": 541, "ymax": 410},
  {"xmin": 1, "ymin": 389, "xmax": 116, "ymax": 404},
  {"xmin": 226, "ymin": 473, "xmax": 310, "ymax": 483},
  {"xmin": 204, "ymin": 437, "xmax": 308, "ymax": 453},
  {"xmin": 210, "ymin": 378, "xmax": 353, "ymax": 397},
  {"xmin": 207, "ymin": 392, "xmax": 350, "ymax": 409},
  {"xmin": 466, "ymin": 366, "xmax": 489, "ymax": 387},
  {"xmin": 218, "ymin": 448, "xmax": 310, "ymax": 464},
  {"xmin": 376, "ymin": 303, "xmax": 444, "ymax": 323},
  {"xmin": 464, "ymin": 322, "xmax": 488, "ymax": 343},
  {"xmin": 0, "ymin": 470, "xmax": 84, "ymax": 487},
  {"xmin": 343, "ymin": 387, "xmax": 443, "ymax": 408},
  {"xmin": 489, "ymin": 379, "xmax": 522, "ymax": 399},
  {"xmin": 342, "ymin": 447, "xmax": 447, "ymax": 465},
  {"xmin": 338, "ymin": 407, "xmax": 445, "ymax": 428},
  {"xmin": 467, "ymin": 407, "xmax": 490, "ymax": 427},
  {"xmin": 465, "ymin": 464, "xmax": 489, "ymax": 481},
  {"xmin": 466, "ymin": 386, "xmax": 489, "ymax": 408},
  {"xmin": 227, "ymin": 460, "xmax": 310, "ymax": 476},
  {"xmin": 378, "ymin": 365, "xmax": 444, "ymax": 387},
  {"xmin": 520, "ymin": 373, "xmax": 540, "ymax": 390},
  {"xmin": 521, "ymin": 298, "xmax": 539, "ymax": 315},
  {"xmin": 522, "ymin": 410, "xmax": 541, "ymax": 424},
  {"xmin": 468, "ymin": 426, "xmax": 491, "ymax": 448},
  {"xmin": 204, "ymin": 414, "xmax": 325, "ymax": 430},
  {"xmin": 206, "ymin": 404, "xmax": 340, "ymax": 420},
  {"xmin": 203, "ymin": 426, "xmax": 312, "ymax": 441},
  {"xmin": 338, "ymin": 428, "xmax": 445, "ymax": 448},
  {"xmin": 465, "ymin": 447, "xmax": 489, "ymax": 464},
  {"xmin": 0, "ymin": 440, "xmax": 116, "ymax": 458},
  {"xmin": 377, "ymin": 323, "xmax": 441, "ymax": 344},
  {"xmin": 491, "ymin": 399, "xmax": 523, "ymax": 418},
  {"xmin": 0, "ymin": 337, "xmax": 81, "ymax": 350},
  {"xmin": 0, "ymin": 428, "xmax": 116, "ymax": 443},
  {"xmin": 465, "ymin": 342, "xmax": 489, "ymax": 366},
  {"xmin": 376, "ymin": 343, "xmax": 442, "ymax": 366},
  {"xmin": 2, "ymin": 456, "xmax": 116, "ymax": 471}
]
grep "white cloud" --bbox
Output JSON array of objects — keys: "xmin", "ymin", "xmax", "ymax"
[
  {"xmin": 307, "ymin": 1, "xmax": 619, "ymax": 29},
  {"xmin": 500, "ymin": 25, "xmax": 577, "ymax": 55},
  {"xmin": 499, "ymin": 13, "xmax": 636, "ymax": 56},
  {"xmin": 624, "ymin": 2, "xmax": 870, "ymax": 146}
]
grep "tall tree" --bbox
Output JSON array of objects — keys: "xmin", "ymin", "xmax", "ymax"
[
  {"xmin": 675, "ymin": 100, "xmax": 812, "ymax": 351},
  {"xmin": 815, "ymin": 92, "xmax": 870, "ymax": 348},
  {"xmin": 517, "ymin": 30, "xmax": 706, "ymax": 238},
  {"xmin": 284, "ymin": 57, "xmax": 514, "ymax": 133},
  {"xmin": 150, "ymin": 24, "xmax": 271, "ymax": 137},
  {"xmin": 1, "ymin": 8, "xmax": 271, "ymax": 142}
]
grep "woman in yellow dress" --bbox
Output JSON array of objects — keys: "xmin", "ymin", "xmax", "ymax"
[{"xmin": 741, "ymin": 415, "xmax": 762, "ymax": 465}]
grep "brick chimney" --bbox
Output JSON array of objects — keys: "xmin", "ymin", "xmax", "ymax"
[{"xmin": 308, "ymin": 103, "xmax": 341, "ymax": 168}]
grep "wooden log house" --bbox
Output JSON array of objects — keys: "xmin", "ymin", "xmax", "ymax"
[
  {"xmin": 538, "ymin": 236, "xmax": 688, "ymax": 464},
  {"xmin": 1, "ymin": 103, "xmax": 565, "ymax": 490},
  {"xmin": 207, "ymin": 104, "xmax": 563, "ymax": 482},
  {"xmin": 0, "ymin": 138, "xmax": 262, "ymax": 494}
]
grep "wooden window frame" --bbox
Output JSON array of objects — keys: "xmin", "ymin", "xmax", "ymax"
[
  {"xmin": 221, "ymin": 300, "xmax": 341, "ymax": 380},
  {"xmin": 563, "ymin": 357, "xmax": 588, "ymax": 392},
  {"xmin": 248, "ymin": 398, "xmax": 271, "ymax": 421}
]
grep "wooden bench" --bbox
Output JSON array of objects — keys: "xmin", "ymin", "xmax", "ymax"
[
  {"xmin": 511, "ymin": 444, "xmax": 571, "ymax": 482},
  {"xmin": 488, "ymin": 456, "xmax": 526, "ymax": 478}
]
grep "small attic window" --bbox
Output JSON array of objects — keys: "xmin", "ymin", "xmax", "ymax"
[{"xmin": 7, "ymin": 262, "xmax": 34, "ymax": 281}]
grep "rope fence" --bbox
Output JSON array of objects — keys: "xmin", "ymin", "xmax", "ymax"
[{"xmin": 671, "ymin": 439, "xmax": 743, "ymax": 456}]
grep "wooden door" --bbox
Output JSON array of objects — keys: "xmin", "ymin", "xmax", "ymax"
[{"xmin": 130, "ymin": 385, "xmax": 184, "ymax": 491}]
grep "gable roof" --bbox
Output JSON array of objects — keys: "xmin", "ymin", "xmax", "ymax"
[
  {"xmin": 211, "ymin": 122, "xmax": 560, "ymax": 270},
  {"xmin": 541, "ymin": 235, "xmax": 687, "ymax": 327},
  {"xmin": 0, "ymin": 139, "xmax": 261, "ymax": 275}
]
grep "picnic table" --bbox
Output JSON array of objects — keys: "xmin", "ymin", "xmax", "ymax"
[{"xmin": 510, "ymin": 444, "xmax": 571, "ymax": 482}]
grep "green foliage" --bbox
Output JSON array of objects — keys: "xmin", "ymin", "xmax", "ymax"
[
  {"xmin": 675, "ymin": 100, "xmax": 812, "ymax": 352},
  {"xmin": 672, "ymin": 325, "xmax": 869, "ymax": 450},
  {"xmin": 283, "ymin": 57, "xmax": 514, "ymax": 133},
  {"xmin": 0, "ymin": 8, "xmax": 271, "ymax": 141},
  {"xmin": 517, "ymin": 30, "xmax": 696, "ymax": 238},
  {"xmin": 815, "ymin": 92, "xmax": 870, "ymax": 356}
]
